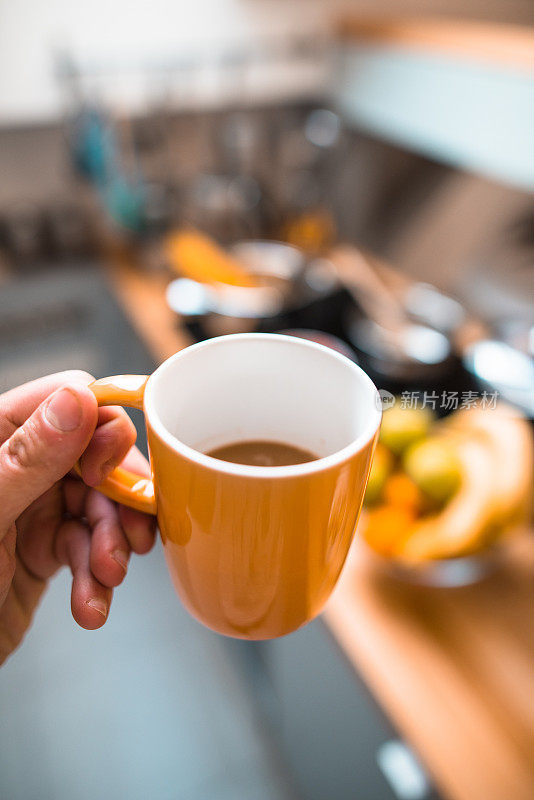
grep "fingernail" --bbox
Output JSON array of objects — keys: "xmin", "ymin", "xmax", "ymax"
[
  {"xmin": 46, "ymin": 388, "xmax": 83, "ymax": 432},
  {"xmin": 86, "ymin": 598, "xmax": 108, "ymax": 618},
  {"xmin": 111, "ymin": 549, "xmax": 128, "ymax": 572}
]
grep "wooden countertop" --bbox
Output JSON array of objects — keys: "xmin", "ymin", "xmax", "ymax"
[
  {"xmin": 326, "ymin": 538, "xmax": 534, "ymax": 800},
  {"xmin": 105, "ymin": 259, "xmax": 534, "ymax": 800},
  {"xmin": 337, "ymin": 16, "xmax": 534, "ymax": 73},
  {"xmin": 104, "ymin": 257, "xmax": 193, "ymax": 362}
]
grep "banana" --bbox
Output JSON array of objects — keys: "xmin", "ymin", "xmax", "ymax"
[
  {"xmin": 394, "ymin": 405, "xmax": 533, "ymax": 563},
  {"xmin": 444, "ymin": 405, "xmax": 533, "ymax": 525},
  {"xmin": 395, "ymin": 433, "xmax": 495, "ymax": 561}
]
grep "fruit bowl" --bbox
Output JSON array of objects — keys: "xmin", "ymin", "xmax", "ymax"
[
  {"xmin": 363, "ymin": 540, "xmax": 504, "ymax": 587},
  {"xmin": 361, "ymin": 402, "xmax": 533, "ymax": 586}
]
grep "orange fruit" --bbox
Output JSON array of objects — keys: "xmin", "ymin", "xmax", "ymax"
[
  {"xmin": 383, "ymin": 473, "xmax": 423, "ymax": 514},
  {"xmin": 363, "ymin": 505, "xmax": 416, "ymax": 557}
]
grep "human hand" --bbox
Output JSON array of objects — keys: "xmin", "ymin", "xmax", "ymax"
[{"xmin": 0, "ymin": 371, "xmax": 156, "ymax": 665}]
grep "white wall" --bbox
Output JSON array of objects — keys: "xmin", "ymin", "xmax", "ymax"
[
  {"xmin": 0, "ymin": 0, "xmax": 344, "ymax": 124},
  {"xmin": 1, "ymin": 0, "xmax": 533, "ymax": 125}
]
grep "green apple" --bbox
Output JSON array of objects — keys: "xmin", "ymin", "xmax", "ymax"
[
  {"xmin": 379, "ymin": 405, "xmax": 433, "ymax": 456},
  {"xmin": 403, "ymin": 437, "xmax": 462, "ymax": 504}
]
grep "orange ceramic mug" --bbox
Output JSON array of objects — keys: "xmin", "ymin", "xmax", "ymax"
[{"xmin": 89, "ymin": 333, "xmax": 381, "ymax": 639}]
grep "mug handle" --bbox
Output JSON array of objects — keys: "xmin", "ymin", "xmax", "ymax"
[{"xmin": 78, "ymin": 375, "xmax": 157, "ymax": 515}]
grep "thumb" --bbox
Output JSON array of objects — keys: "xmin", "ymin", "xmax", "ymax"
[{"xmin": 0, "ymin": 384, "xmax": 98, "ymax": 528}]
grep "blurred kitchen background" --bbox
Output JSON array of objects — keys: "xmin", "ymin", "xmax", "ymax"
[{"xmin": 1, "ymin": 1, "xmax": 534, "ymax": 799}]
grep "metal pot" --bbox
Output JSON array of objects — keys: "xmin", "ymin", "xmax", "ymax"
[
  {"xmin": 166, "ymin": 240, "xmax": 343, "ymax": 340},
  {"xmin": 345, "ymin": 308, "xmax": 455, "ymax": 385},
  {"xmin": 462, "ymin": 338, "xmax": 534, "ymax": 419}
]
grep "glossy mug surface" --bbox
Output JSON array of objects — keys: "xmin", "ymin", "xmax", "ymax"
[{"xmin": 89, "ymin": 333, "xmax": 381, "ymax": 639}]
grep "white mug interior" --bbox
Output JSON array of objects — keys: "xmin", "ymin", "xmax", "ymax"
[{"xmin": 144, "ymin": 333, "xmax": 381, "ymax": 477}]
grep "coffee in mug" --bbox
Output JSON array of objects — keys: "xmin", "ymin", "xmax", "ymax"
[{"xmin": 206, "ymin": 440, "xmax": 318, "ymax": 467}]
